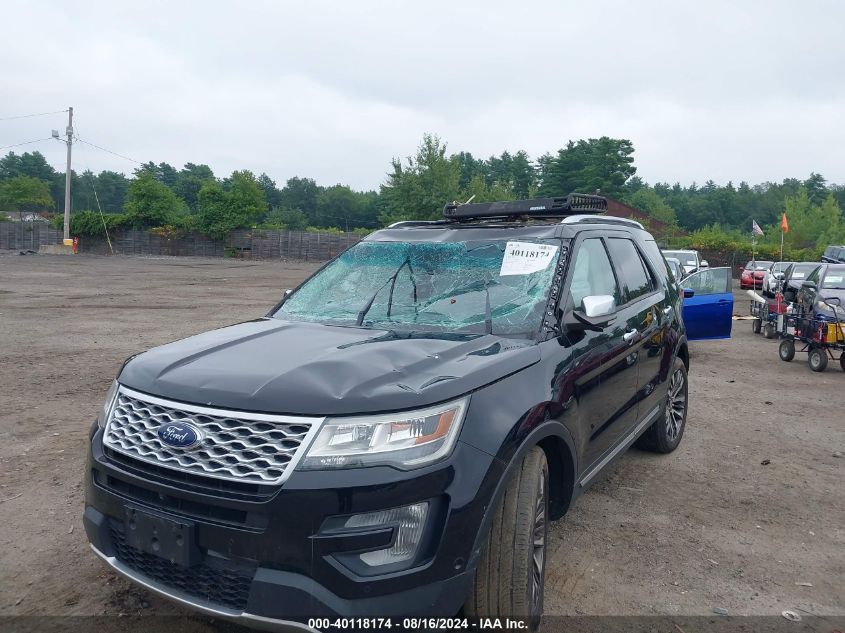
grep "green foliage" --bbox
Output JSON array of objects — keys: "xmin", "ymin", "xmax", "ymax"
[
  {"xmin": 262, "ymin": 207, "xmax": 309, "ymax": 231},
  {"xmin": 52, "ymin": 210, "xmax": 129, "ymax": 237},
  {"xmin": 0, "ymin": 175, "xmax": 53, "ymax": 212},
  {"xmin": 196, "ymin": 170, "xmax": 266, "ymax": 239},
  {"xmin": 4, "ymin": 138, "xmax": 845, "ymax": 255},
  {"xmin": 379, "ymin": 134, "xmax": 462, "ymax": 224},
  {"xmin": 172, "ymin": 163, "xmax": 215, "ymax": 211},
  {"xmin": 624, "ymin": 187, "xmax": 677, "ymax": 225},
  {"xmin": 538, "ymin": 137, "xmax": 636, "ymax": 198},
  {"xmin": 123, "ymin": 173, "xmax": 187, "ymax": 228},
  {"xmin": 278, "ymin": 177, "xmax": 320, "ymax": 223},
  {"xmin": 671, "ymin": 188, "xmax": 845, "ymax": 261}
]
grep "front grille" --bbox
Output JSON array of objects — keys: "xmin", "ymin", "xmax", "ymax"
[
  {"xmin": 109, "ymin": 522, "xmax": 255, "ymax": 611},
  {"xmin": 103, "ymin": 386, "xmax": 322, "ymax": 485}
]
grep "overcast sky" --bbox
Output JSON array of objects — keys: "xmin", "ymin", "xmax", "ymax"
[{"xmin": 2, "ymin": 0, "xmax": 844, "ymax": 190}]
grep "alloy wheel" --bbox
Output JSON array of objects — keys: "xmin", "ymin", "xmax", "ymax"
[
  {"xmin": 530, "ymin": 469, "xmax": 547, "ymax": 616},
  {"xmin": 665, "ymin": 369, "xmax": 686, "ymax": 441}
]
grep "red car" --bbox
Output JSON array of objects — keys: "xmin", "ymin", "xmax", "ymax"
[{"xmin": 740, "ymin": 260, "xmax": 773, "ymax": 290}]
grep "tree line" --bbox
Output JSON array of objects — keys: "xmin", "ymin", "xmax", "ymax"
[{"xmin": 1, "ymin": 134, "xmax": 843, "ymax": 256}]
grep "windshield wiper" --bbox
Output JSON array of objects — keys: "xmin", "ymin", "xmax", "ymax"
[{"xmin": 356, "ymin": 257, "xmax": 411, "ymax": 326}]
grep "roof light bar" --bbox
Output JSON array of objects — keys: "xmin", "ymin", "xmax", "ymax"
[{"xmin": 442, "ymin": 193, "xmax": 607, "ymax": 220}]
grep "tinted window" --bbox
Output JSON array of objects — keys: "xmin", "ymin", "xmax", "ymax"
[
  {"xmin": 568, "ymin": 238, "xmax": 620, "ymax": 310},
  {"xmin": 607, "ymin": 238, "xmax": 654, "ymax": 303},
  {"xmin": 684, "ymin": 268, "xmax": 731, "ymax": 295},
  {"xmin": 822, "ymin": 266, "xmax": 845, "ymax": 289},
  {"xmin": 789, "ymin": 263, "xmax": 819, "ymax": 281}
]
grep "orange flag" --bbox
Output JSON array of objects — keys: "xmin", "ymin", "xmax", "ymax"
[{"xmin": 781, "ymin": 212, "xmax": 789, "ymax": 234}]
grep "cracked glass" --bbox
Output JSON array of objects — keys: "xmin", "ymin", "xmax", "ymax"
[{"xmin": 274, "ymin": 239, "xmax": 564, "ymax": 336}]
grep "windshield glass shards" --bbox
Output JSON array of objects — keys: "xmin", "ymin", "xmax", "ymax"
[{"xmin": 274, "ymin": 239, "xmax": 563, "ymax": 336}]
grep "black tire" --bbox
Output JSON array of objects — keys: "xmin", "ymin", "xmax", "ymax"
[
  {"xmin": 779, "ymin": 339, "xmax": 795, "ymax": 362},
  {"xmin": 763, "ymin": 323, "xmax": 776, "ymax": 339},
  {"xmin": 841, "ymin": 354, "xmax": 845, "ymax": 372},
  {"xmin": 465, "ymin": 447, "xmax": 548, "ymax": 630},
  {"xmin": 809, "ymin": 348, "xmax": 828, "ymax": 372},
  {"xmin": 752, "ymin": 318, "xmax": 762, "ymax": 334},
  {"xmin": 636, "ymin": 357, "xmax": 688, "ymax": 453}
]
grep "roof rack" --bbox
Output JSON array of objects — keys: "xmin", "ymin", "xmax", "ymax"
[
  {"xmin": 442, "ymin": 193, "xmax": 607, "ymax": 221},
  {"xmin": 560, "ymin": 215, "xmax": 644, "ymax": 229}
]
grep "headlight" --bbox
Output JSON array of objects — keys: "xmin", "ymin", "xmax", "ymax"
[
  {"xmin": 97, "ymin": 380, "xmax": 119, "ymax": 429},
  {"xmin": 299, "ymin": 397, "xmax": 468, "ymax": 470}
]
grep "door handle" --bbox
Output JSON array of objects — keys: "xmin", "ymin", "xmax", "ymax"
[{"xmin": 623, "ymin": 329, "xmax": 638, "ymax": 343}]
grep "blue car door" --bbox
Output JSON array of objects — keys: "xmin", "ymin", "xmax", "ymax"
[{"xmin": 682, "ymin": 267, "xmax": 733, "ymax": 340}]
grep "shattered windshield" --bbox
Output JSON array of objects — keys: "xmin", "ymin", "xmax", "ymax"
[{"xmin": 274, "ymin": 238, "xmax": 563, "ymax": 336}]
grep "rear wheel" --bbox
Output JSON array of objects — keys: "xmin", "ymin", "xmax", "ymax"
[
  {"xmin": 779, "ymin": 339, "xmax": 795, "ymax": 362},
  {"xmin": 763, "ymin": 323, "xmax": 776, "ymax": 339},
  {"xmin": 809, "ymin": 348, "xmax": 828, "ymax": 372},
  {"xmin": 752, "ymin": 318, "xmax": 762, "ymax": 334},
  {"xmin": 465, "ymin": 447, "xmax": 548, "ymax": 630},
  {"xmin": 636, "ymin": 357, "xmax": 688, "ymax": 453},
  {"xmin": 840, "ymin": 354, "xmax": 845, "ymax": 372}
]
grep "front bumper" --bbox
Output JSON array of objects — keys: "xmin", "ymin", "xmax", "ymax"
[{"xmin": 84, "ymin": 426, "xmax": 500, "ymax": 623}]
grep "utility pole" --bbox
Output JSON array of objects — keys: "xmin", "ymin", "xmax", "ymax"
[{"xmin": 62, "ymin": 107, "xmax": 73, "ymax": 243}]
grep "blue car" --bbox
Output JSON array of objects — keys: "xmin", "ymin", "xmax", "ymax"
[{"xmin": 680, "ymin": 267, "xmax": 734, "ymax": 340}]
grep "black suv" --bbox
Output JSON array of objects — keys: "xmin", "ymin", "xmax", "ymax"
[{"xmin": 84, "ymin": 194, "xmax": 690, "ymax": 629}]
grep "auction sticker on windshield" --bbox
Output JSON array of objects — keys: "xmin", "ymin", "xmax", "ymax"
[{"xmin": 500, "ymin": 242, "xmax": 558, "ymax": 276}]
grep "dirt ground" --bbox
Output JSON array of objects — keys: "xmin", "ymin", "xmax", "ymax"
[{"xmin": 1, "ymin": 254, "xmax": 843, "ymax": 629}]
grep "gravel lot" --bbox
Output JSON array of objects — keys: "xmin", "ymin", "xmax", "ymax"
[{"xmin": 1, "ymin": 254, "xmax": 843, "ymax": 629}]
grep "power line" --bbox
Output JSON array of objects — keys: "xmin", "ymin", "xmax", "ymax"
[
  {"xmin": 75, "ymin": 137, "xmax": 142, "ymax": 165},
  {"xmin": 0, "ymin": 137, "xmax": 53, "ymax": 151},
  {"xmin": 0, "ymin": 109, "xmax": 68, "ymax": 122}
]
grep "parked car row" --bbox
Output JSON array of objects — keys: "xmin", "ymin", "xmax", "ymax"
[{"xmin": 660, "ymin": 249, "xmax": 709, "ymax": 278}]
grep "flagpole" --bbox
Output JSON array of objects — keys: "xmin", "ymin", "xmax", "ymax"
[{"xmin": 780, "ymin": 228, "xmax": 784, "ymax": 262}]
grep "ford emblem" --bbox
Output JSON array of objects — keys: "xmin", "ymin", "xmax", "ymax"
[{"xmin": 157, "ymin": 421, "xmax": 202, "ymax": 448}]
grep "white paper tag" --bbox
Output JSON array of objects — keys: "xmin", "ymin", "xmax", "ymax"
[{"xmin": 500, "ymin": 241, "xmax": 559, "ymax": 276}]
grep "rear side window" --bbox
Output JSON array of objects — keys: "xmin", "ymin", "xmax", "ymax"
[
  {"xmin": 568, "ymin": 238, "xmax": 621, "ymax": 310},
  {"xmin": 606, "ymin": 238, "xmax": 655, "ymax": 304}
]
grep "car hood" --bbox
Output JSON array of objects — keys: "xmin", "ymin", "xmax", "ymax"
[
  {"xmin": 817, "ymin": 289, "xmax": 845, "ymax": 315},
  {"xmin": 119, "ymin": 318, "xmax": 540, "ymax": 415}
]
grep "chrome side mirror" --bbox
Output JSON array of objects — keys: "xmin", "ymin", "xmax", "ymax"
[{"xmin": 582, "ymin": 294, "xmax": 616, "ymax": 317}]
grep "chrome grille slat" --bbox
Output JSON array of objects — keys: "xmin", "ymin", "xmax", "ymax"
[{"xmin": 103, "ymin": 386, "xmax": 322, "ymax": 485}]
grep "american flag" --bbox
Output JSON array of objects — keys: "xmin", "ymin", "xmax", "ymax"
[{"xmin": 752, "ymin": 220, "xmax": 764, "ymax": 237}]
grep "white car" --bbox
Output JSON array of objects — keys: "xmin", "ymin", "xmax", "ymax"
[
  {"xmin": 662, "ymin": 249, "xmax": 709, "ymax": 276},
  {"xmin": 763, "ymin": 261, "xmax": 793, "ymax": 296}
]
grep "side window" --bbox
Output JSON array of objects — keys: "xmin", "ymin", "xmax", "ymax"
[
  {"xmin": 606, "ymin": 238, "xmax": 655, "ymax": 304},
  {"xmin": 684, "ymin": 268, "xmax": 730, "ymax": 294},
  {"xmin": 568, "ymin": 238, "xmax": 620, "ymax": 311}
]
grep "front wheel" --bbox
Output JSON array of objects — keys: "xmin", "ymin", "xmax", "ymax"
[
  {"xmin": 779, "ymin": 339, "xmax": 795, "ymax": 362},
  {"xmin": 763, "ymin": 323, "xmax": 777, "ymax": 339},
  {"xmin": 636, "ymin": 357, "xmax": 688, "ymax": 453},
  {"xmin": 465, "ymin": 447, "xmax": 548, "ymax": 630},
  {"xmin": 809, "ymin": 348, "xmax": 828, "ymax": 372}
]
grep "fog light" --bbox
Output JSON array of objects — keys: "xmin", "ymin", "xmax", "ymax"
[{"xmin": 345, "ymin": 502, "xmax": 429, "ymax": 566}]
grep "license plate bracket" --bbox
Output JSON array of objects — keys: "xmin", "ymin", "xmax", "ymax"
[{"xmin": 123, "ymin": 506, "xmax": 200, "ymax": 567}]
